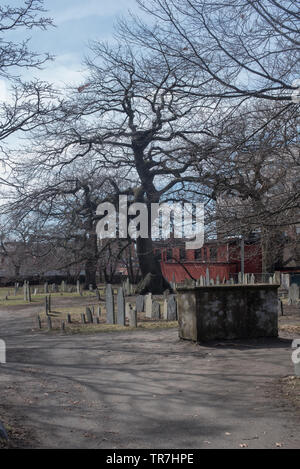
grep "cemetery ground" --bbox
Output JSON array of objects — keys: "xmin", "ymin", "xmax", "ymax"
[{"xmin": 0, "ymin": 287, "xmax": 300, "ymax": 449}]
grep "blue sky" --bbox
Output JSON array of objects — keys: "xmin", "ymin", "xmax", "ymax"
[{"xmin": 0, "ymin": 0, "xmax": 140, "ymax": 98}]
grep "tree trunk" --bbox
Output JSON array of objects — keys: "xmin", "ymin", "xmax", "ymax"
[
  {"xmin": 84, "ymin": 258, "xmax": 97, "ymax": 289},
  {"xmin": 135, "ymin": 237, "xmax": 172, "ymax": 294}
]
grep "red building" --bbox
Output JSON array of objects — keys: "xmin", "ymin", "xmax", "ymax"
[{"xmin": 154, "ymin": 237, "xmax": 262, "ymax": 283}]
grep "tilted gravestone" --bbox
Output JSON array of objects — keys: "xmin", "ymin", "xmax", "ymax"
[
  {"xmin": 117, "ymin": 287, "xmax": 126, "ymax": 326},
  {"xmin": 152, "ymin": 301, "xmax": 160, "ymax": 320},
  {"xmin": 85, "ymin": 307, "xmax": 93, "ymax": 323},
  {"xmin": 136, "ymin": 295, "xmax": 144, "ymax": 313},
  {"xmin": 106, "ymin": 284, "xmax": 115, "ymax": 324},
  {"xmin": 167, "ymin": 294, "xmax": 177, "ymax": 321}
]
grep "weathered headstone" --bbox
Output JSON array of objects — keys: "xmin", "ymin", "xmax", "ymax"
[
  {"xmin": 117, "ymin": 287, "xmax": 125, "ymax": 325},
  {"xmin": 45, "ymin": 296, "xmax": 49, "ymax": 315},
  {"xmin": 145, "ymin": 293, "xmax": 152, "ymax": 318},
  {"xmin": 162, "ymin": 299, "xmax": 168, "ymax": 320},
  {"xmin": 76, "ymin": 280, "xmax": 80, "ymax": 294},
  {"xmin": 288, "ymin": 283, "xmax": 299, "ymax": 305},
  {"xmin": 167, "ymin": 294, "xmax": 177, "ymax": 321},
  {"xmin": 106, "ymin": 284, "xmax": 115, "ymax": 324},
  {"xmin": 152, "ymin": 301, "xmax": 160, "ymax": 320},
  {"xmin": 85, "ymin": 307, "xmax": 93, "ymax": 323},
  {"xmin": 44, "ymin": 282, "xmax": 49, "ymax": 294},
  {"xmin": 128, "ymin": 307, "xmax": 137, "ymax": 328},
  {"xmin": 36, "ymin": 315, "xmax": 42, "ymax": 330},
  {"xmin": 136, "ymin": 295, "xmax": 144, "ymax": 313},
  {"xmin": 47, "ymin": 316, "xmax": 52, "ymax": 330}
]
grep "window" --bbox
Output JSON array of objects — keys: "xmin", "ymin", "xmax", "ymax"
[
  {"xmin": 210, "ymin": 246, "xmax": 218, "ymax": 261},
  {"xmin": 195, "ymin": 249, "xmax": 202, "ymax": 260}
]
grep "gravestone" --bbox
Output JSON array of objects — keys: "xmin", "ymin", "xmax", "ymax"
[
  {"xmin": 36, "ymin": 315, "xmax": 42, "ymax": 330},
  {"xmin": 162, "ymin": 299, "xmax": 168, "ymax": 320},
  {"xmin": 76, "ymin": 280, "xmax": 80, "ymax": 294},
  {"xmin": 44, "ymin": 282, "xmax": 49, "ymax": 294},
  {"xmin": 128, "ymin": 307, "xmax": 137, "ymax": 328},
  {"xmin": 117, "ymin": 287, "xmax": 125, "ymax": 326},
  {"xmin": 152, "ymin": 301, "xmax": 160, "ymax": 320},
  {"xmin": 145, "ymin": 293, "xmax": 152, "ymax": 318},
  {"xmin": 136, "ymin": 295, "xmax": 144, "ymax": 313},
  {"xmin": 288, "ymin": 283, "xmax": 299, "ymax": 305},
  {"xmin": 85, "ymin": 307, "xmax": 93, "ymax": 323},
  {"xmin": 216, "ymin": 275, "xmax": 220, "ymax": 285},
  {"xmin": 47, "ymin": 316, "xmax": 52, "ymax": 330},
  {"xmin": 167, "ymin": 294, "xmax": 177, "ymax": 321},
  {"xmin": 163, "ymin": 290, "xmax": 169, "ymax": 300},
  {"xmin": 106, "ymin": 284, "xmax": 115, "ymax": 324}
]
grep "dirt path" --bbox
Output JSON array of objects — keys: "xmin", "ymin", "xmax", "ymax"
[{"xmin": 0, "ymin": 300, "xmax": 300, "ymax": 449}]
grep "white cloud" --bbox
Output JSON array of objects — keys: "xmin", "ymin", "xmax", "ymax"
[{"xmin": 55, "ymin": 0, "xmax": 137, "ymax": 24}]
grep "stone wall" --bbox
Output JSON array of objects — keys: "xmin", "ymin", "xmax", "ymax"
[{"xmin": 177, "ymin": 284, "xmax": 279, "ymax": 342}]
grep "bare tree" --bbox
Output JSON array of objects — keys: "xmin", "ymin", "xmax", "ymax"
[{"xmin": 0, "ymin": 0, "xmax": 53, "ymax": 167}]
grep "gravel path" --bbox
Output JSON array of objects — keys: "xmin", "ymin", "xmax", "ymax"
[{"xmin": 0, "ymin": 300, "xmax": 299, "ymax": 449}]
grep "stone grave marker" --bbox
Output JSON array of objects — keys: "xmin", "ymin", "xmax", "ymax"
[
  {"xmin": 136, "ymin": 295, "xmax": 144, "ymax": 313},
  {"xmin": 167, "ymin": 294, "xmax": 177, "ymax": 321},
  {"xmin": 288, "ymin": 283, "xmax": 299, "ymax": 305},
  {"xmin": 117, "ymin": 287, "xmax": 125, "ymax": 326},
  {"xmin": 106, "ymin": 284, "xmax": 115, "ymax": 324},
  {"xmin": 152, "ymin": 301, "xmax": 160, "ymax": 320},
  {"xmin": 86, "ymin": 307, "xmax": 93, "ymax": 323},
  {"xmin": 145, "ymin": 293, "xmax": 152, "ymax": 318},
  {"xmin": 128, "ymin": 307, "xmax": 137, "ymax": 328}
]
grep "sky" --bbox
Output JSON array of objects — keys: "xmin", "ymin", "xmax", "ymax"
[{"xmin": 0, "ymin": 0, "xmax": 140, "ymax": 99}]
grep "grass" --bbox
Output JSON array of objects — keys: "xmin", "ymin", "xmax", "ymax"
[
  {"xmin": 36, "ymin": 304, "xmax": 178, "ymax": 334},
  {"xmin": 0, "ymin": 285, "xmax": 102, "ymax": 307}
]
